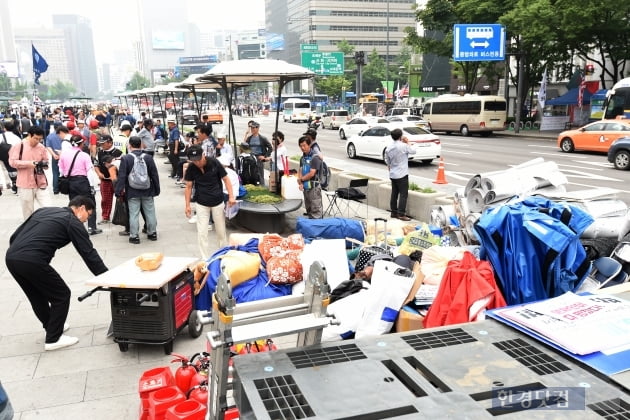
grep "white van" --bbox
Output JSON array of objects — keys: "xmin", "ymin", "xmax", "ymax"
[
  {"xmin": 385, "ymin": 107, "xmax": 413, "ymax": 117},
  {"xmin": 321, "ymin": 109, "xmax": 350, "ymax": 129}
]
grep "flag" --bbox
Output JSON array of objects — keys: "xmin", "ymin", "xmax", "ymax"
[
  {"xmin": 394, "ymin": 81, "xmax": 401, "ymax": 100},
  {"xmin": 578, "ymin": 73, "xmax": 586, "ymax": 110},
  {"xmin": 537, "ymin": 68, "xmax": 547, "ymax": 109},
  {"xmin": 402, "ymin": 83, "xmax": 409, "ymax": 97},
  {"xmin": 32, "ymin": 44, "xmax": 49, "ymax": 85}
]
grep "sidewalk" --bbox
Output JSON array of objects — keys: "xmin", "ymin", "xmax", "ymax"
[{"xmin": 0, "ymin": 153, "xmax": 395, "ymax": 419}]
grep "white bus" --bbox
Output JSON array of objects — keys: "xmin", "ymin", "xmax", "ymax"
[
  {"xmin": 282, "ymin": 98, "xmax": 311, "ymax": 123},
  {"xmin": 421, "ymin": 94, "xmax": 507, "ymax": 136}
]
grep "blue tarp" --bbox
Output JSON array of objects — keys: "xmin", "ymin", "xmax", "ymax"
[
  {"xmin": 546, "ymin": 87, "xmax": 592, "ymax": 106},
  {"xmin": 474, "ymin": 197, "xmax": 594, "ymax": 305}
]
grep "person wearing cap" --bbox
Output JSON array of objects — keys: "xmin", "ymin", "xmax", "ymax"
[
  {"xmin": 59, "ymin": 135, "xmax": 102, "ymax": 235},
  {"xmin": 8, "ymin": 126, "xmax": 51, "ymax": 219},
  {"xmin": 242, "ymin": 121, "xmax": 272, "ymax": 186},
  {"xmin": 303, "ymin": 128, "xmax": 323, "ymax": 157},
  {"xmin": 184, "ymin": 144, "xmax": 236, "ymax": 259},
  {"xmin": 45, "ymin": 124, "xmax": 69, "ymax": 194},
  {"xmin": 115, "ymin": 136, "xmax": 160, "ymax": 244},
  {"xmin": 166, "ymin": 116, "xmax": 181, "ymax": 178},
  {"xmin": 215, "ymin": 130, "xmax": 234, "ymax": 167},
  {"xmin": 94, "ymin": 135, "xmax": 122, "ymax": 224},
  {"xmin": 114, "ymin": 122, "xmax": 132, "ymax": 154},
  {"xmin": 137, "ymin": 119, "xmax": 156, "ymax": 156},
  {"xmin": 200, "ymin": 114, "xmax": 214, "ymax": 137}
]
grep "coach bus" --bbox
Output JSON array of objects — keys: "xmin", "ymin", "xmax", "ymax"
[
  {"xmin": 602, "ymin": 77, "xmax": 630, "ymax": 120},
  {"xmin": 421, "ymin": 94, "xmax": 507, "ymax": 136},
  {"xmin": 282, "ymin": 98, "xmax": 312, "ymax": 123}
]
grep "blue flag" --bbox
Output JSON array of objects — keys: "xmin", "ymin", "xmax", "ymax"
[{"xmin": 32, "ymin": 44, "xmax": 49, "ymax": 85}]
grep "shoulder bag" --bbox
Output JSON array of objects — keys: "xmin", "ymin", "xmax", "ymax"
[{"xmin": 59, "ymin": 151, "xmax": 80, "ymax": 195}]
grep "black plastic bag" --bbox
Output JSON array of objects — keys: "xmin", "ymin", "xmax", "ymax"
[{"xmin": 112, "ymin": 197, "xmax": 128, "ymax": 227}]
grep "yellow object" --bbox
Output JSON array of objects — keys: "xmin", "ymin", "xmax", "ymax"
[
  {"xmin": 134, "ymin": 252, "xmax": 164, "ymax": 271},
  {"xmin": 219, "ymin": 250, "xmax": 261, "ymax": 287},
  {"xmin": 398, "ymin": 224, "xmax": 441, "ymax": 256}
]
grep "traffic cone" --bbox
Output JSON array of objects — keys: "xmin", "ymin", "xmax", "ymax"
[{"xmin": 433, "ymin": 157, "xmax": 448, "ymax": 184}]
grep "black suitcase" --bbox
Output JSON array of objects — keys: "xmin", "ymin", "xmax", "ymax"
[{"xmin": 355, "ymin": 218, "xmax": 393, "ymax": 272}]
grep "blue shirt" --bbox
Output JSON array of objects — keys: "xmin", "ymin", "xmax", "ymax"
[
  {"xmin": 45, "ymin": 132, "xmax": 63, "ymax": 153},
  {"xmin": 384, "ymin": 140, "xmax": 416, "ymax": 179},
  {"xmin": 168, "ymin": 126, "xmax": 180, "ymax": 144}
]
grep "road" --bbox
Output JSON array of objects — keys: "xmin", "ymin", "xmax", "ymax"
[{"xmin": 238, "ymin": 113, "xmax": 630, "ymax": 204}]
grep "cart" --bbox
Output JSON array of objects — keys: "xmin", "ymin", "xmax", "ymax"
[{"xmin": 79, "ymin": 257, "xmax": 203, "ymax": 354}]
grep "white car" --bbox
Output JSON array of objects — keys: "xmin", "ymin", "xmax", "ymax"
[
  {"xmin": 386, "ymin": 115, "xmax": 431, "ymax": 130},
  {"xmin": 338, "ymin": 116, "xmax": 391, "ymax": 140},
  {"xmin": 346, "ymin": 125, "xmax": 441, "ymax": 164}
]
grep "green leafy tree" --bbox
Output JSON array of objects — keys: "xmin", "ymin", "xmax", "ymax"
[
  {"xmin": 362, "ymin": 49, "xmax": 386, "ymax": 93},
  {"xmin": 45, "ymin": 80, "xmax": 78, "ymax": 101},
  {"xmin": 125, "ymin": 72, "xmax": 151, "ymax": 91}
]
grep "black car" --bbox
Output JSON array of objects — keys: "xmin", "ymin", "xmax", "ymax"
[{"xmin": 607, "ymin": 136, "xmax": 630, "ymax": 170}]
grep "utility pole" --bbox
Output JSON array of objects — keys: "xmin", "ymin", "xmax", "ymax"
[{"xmin": 354, "ymin": 51, "xmax": 365, "ymax": 104}]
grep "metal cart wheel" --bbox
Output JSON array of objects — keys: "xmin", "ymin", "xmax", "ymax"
[
  {"xmin": 118, "ymin": 342, "xmax": 129, "ymax": 352},
  {"xmin": 188, "ymin": 310, "xmax": 203, "ymax": 338}
]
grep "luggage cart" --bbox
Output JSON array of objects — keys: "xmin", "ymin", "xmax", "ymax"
[
  {"xmin": 79, "ymin": 257, "xmax": 203, "ymax": 354},
  {"xmin": 205, "ymin": 261, "xmax": 332, "ymax": 420}
]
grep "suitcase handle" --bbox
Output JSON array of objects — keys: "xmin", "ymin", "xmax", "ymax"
[{"xmin": 374, "ymin": 217, "xmax": 387, "ymax": 223}]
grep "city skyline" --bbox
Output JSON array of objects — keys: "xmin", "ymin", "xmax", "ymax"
[{"xmin": 8, "ymin": 0, "xmax": 265, "ymax": 65}]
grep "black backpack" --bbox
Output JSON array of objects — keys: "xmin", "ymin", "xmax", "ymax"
[
  {"xmin": 239, "ymin": 153, "xmax": 260, "ymax": 185},
  {"xmin": 317, "ymin": 160, "xmax": 331, "ymax": 190}
]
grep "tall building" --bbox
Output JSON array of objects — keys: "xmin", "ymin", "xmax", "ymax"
[
  {"xmin": 265, "ymin": 0, "xmax": 416, "ymax": 66},
  {"xmin": 0, "ymin": 0, "xmax": 18, "ymax": 77},
  {"xmin": 14, "ymin": 28, "xmax": 71, "ymax": 87},
  {"xmin": 52, "ymin": 15, "xmax": 99, "ymax": 97}
]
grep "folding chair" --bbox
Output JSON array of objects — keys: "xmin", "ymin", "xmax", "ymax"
[{"xmin": 329, "ymin": 178, "xmax": 369, "ymax": 219}]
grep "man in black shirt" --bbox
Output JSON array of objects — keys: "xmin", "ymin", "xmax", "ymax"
[
  {"xmin": 5, "ymin": 196, "xmax": 108, "ymax": 351},
  {"xmin": 184, "ymin": 145, "xmax": 236, "ymax": 259}
]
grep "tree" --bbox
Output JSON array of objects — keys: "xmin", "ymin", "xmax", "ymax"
[
  {"xmin": 125, "ymin": 72, "xmax": 150, "ymax": 91},
  {"xmin": 44, "ymin": 81, "xmax": 77, "ymax": 101},
  {"xmin": 362, "ymin": 49, "xmax": 386, "ymax": 93}
]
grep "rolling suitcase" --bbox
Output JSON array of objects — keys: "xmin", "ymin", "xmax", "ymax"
[{"xmin": 355, "ymin": 218, "xmax": 394, "ymax": 272}]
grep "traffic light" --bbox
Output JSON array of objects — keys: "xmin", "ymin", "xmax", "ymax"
[{"xmin": 354, "ymin": 51, "xmax": 365, "ymax": 65}]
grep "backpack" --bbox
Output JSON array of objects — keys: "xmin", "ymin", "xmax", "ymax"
[
  {"xmin": 239, "ymin": 153, "xmax": 260, "ymax": 185},
  {"xmin": 317, "ymin": 160, "xmax": 331, "ymax": 190},
  {"xmin": 128, "ymin": 153, "xmax": 151, "ymax": 190}
]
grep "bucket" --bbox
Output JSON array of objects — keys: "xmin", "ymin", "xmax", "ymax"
[
  {"xmin": 139, "ymin": 367, "xmax": 175, "ymax": 410},
  {"xmin": 281, "ymin": 175, "xmax": 302, "ymax": 200},
  {"xmin": 165, "ymin": 400, "xmax": 207, "ymax": 420},
  {"xmin": 148, "ymin": 386, "xmax": 186, "ymax": 420}
]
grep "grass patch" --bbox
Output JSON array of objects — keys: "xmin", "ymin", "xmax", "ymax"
[
  {"xmin": 244, "ymin": 185, "xmax": 283, "ymax": 204},
  {"xmin": 409, "ymin": 182, "xmax": 436, "ymax": 193}
]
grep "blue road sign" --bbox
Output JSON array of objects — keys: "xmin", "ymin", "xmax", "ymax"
[{"xmin": 453, "ymin": 24, "xmax": 505, "ymax": 62}]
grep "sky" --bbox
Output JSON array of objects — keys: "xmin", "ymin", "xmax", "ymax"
[{"xmin": 8, "ymin": 0, "xmax": 265, "ymax": 63}]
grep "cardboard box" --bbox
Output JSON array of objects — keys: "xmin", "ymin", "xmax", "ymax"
[{"xmin": 395, "ymin": 306, "xmax": 425, "ymax": 332}]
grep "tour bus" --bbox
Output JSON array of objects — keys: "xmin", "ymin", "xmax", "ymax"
[
  {"xmin": 602, "ymin": 77, "xmax": 630, "ymax": 120},
  {"xmin": 282, "ymin": 98, "xmax": 311, "ymax": 123},
  {"xmin": 421, "ymin": 94, "xmax": 507, "ymax": 136}
]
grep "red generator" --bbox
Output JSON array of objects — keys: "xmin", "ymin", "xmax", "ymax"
[{"xmin": 80, "ymin": 257, "xmax": 203, "ymax": 354}]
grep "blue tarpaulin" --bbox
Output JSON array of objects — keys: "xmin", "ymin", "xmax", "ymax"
[
  {"xmin": 546, "ymin": 87, "xmax": 592, "ymax": 106},
  {"xmin": 474, "ymin": 197, "xmax": 594, "ymax": 305}
]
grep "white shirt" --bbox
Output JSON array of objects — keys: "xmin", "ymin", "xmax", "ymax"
[
  {"xmin": 223, "ymin": 167, "xmax": 240, "ymax": 196},
  {"xmin": 272, "ymin": 143, "xmax": 288, "ymax": 171}
]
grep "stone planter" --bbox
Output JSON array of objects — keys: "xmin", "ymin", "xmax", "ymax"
[{"xmin": 377, "ymin": 183, "xmax": 447, "ymax": 222}]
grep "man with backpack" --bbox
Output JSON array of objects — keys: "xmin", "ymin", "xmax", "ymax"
[
  {"xmin": 241, "ymin": 121, "xmax": 272, "ymax": 186},
  {"xmin": 238, "ymin": 142, "xmax": 260, "ymax": 186},
  {"xmin": 298, "ymin": 136, "xmax": 323, "ymax": 219},
  {"xmin": 115, "ymin": 136, "xmax": 160, "ymax": 244}
]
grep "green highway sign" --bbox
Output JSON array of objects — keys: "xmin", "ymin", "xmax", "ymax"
[
  {"xmin": 300, "ymin": 44, "xmax": 319, "ymax": 52},
  {"xmin": 301, "ymin": 52, "xmax": 344, "ymax": 75}
]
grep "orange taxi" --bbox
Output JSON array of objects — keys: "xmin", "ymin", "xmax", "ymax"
[
  {"xmin": 205, "ymin": 111, "xmax": 224, "ymax": 124},
  {"xmin": 557, "ymin": 120, "xmax": 630, "ymax": 153}
]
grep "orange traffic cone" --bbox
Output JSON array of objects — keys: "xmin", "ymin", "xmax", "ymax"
[{"xmin": 433, "ymin": 157, "xmax": 448, "ymax": 184}]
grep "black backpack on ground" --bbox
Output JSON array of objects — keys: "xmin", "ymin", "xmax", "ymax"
[{"xmin": 239, "ymin": 153, "xmax": 260, "ymax": 185}]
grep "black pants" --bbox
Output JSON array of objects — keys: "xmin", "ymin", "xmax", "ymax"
[
  {"xmin": 68, "ymin": 176, "xmax": 97, "ymax": 230},
  {"xmin": 168, "ymin": 143, "xmax": 180, "ymax": 177},
  {"xmin": 390, "ymin": 175, "xmax": 409, "ymax": 216},
  {"xmin": 6, "ymin": 258, "xmax": 70, "ymax": 343}
]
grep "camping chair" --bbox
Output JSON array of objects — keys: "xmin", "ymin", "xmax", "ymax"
[
  {"xmin": 324, "ymin": 178, "xmax": 369, "ymax": 219},
  {"xmin": 588, "ymin": 256, "xmax": 626, "ymax": 289}
]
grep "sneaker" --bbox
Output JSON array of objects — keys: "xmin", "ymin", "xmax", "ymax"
[
  {"xmin": 188, "ymin": 216, "xmax": 197, "ymax": 224},
  {"xmin": 44, "ymin": 335, "xmax": 79, "ymax": 351},
  {"xmin": 97, "ymin": 219, "xmax": 110, "ymax": 225},
  {"xmin": 129, "ymin": 236, "xmax": 140, "ymax": 244},
  {"xmin": 88, "ymin": 228, "xmax": 103, "ymax": 235},
  {"xmin": 147, "ymin": 233, "xmax": 158, "ymax": 241}
]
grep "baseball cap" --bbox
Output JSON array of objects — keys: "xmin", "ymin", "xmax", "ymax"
[
  {"xmin": 217, "ymin": 154, "xmax": 231, "ymax": 166},
  {"xmin": 250, "ymin": 121, "xmax": 260, "ymax": 128},
  {"xmin": 187, "ymin": 145, "xmax": 204, "ymax": 161},
  {"xmin": 120, "ymin": 121, "xmax": 132, "ymax": 130},
  {"xmin": 239, "ymin": 142, "xmax": 251, "ymax": 150},
  {"xmin": 89, "ymin": 120, "xmax": 99, "ymax": 129},
  {"xmin": 166, "ymin": 116, "xmax": 177, "ymax": 123},
  {"xmin": 66, "ymin": 121, "xmax": 76, "ymax": 130}
]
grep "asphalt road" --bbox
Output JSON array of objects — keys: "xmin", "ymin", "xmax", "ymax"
[{"xmin": 242, "ymin": 114, "xmax": 630, "ymax": 204}]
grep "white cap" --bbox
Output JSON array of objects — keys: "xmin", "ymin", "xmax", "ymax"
[{"xmin": 217, "ymin": 154, "xmax": 231, "ymax": 166}]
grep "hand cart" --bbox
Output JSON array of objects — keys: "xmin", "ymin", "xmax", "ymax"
[{"xmin": 79, "ymin": 257, "xmax": 203, "ymax": 354}]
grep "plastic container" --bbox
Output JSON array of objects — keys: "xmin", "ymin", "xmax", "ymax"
[
  {"xmin": 165, "ymin": 400, "xmax": 206, "ymax": 420},
  {"xmin": 139, "ymin": 367, "xmax": 176, "ymax": 411},
  {"xmin": 281, "ymin": 175, "xmax": 303, "ymax": 200},
  {"xmin": 148, "ymin": 386, "xmax": 186, "ymax": 420}
]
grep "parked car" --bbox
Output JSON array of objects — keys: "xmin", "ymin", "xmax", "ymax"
[
  {"xmin": 339, "ymin": 116, "xmax": 391, "ymax": 140},
  {"xmin": 346, "ymin": 125, "xmax": 441, "ymax": 164},
  {"xmin": 386, "ymin": 115, "xmax": 431, "ymax": 130},
  {"xmin": 321, "ymin": 109, "xmax": 350, "ymax": 129},
  {"xmin": 557, "ymin": 120, "xmax": 630, "ymax": 153},
  {"xmin": 607, "ymin": 136, "xmax": 630, "ymax": 170},
  {"xmin": 180, "ymin": 110, "xmax": 199, "ymax": 125}
]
